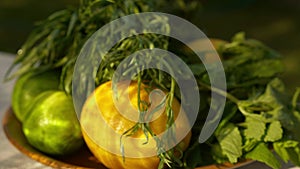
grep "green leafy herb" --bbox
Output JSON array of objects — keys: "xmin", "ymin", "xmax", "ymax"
[
  {"xmin": 274, "ymin": 140, "xmax": 300, "ymax": 166},
  {"xmin": 264, "ymin": 121, "xmax": 282, "ymax": 142},
  {"xmin": 5, "ymin": 0, "xmax": 185, "ymax": 168},
  {"xmin": 215, "ymin": 123, "xmax": 242, "ymax": 163},
  {"xmin": 245, "ymin": 143, "xmax": 281, "ymax": 169},
  {"xmin": 184, "ymin": 33, "xmax": 300, "ymax": 169},
  {"xmin": 244, "ymin": 115, "xmax": 266, "ymax": 140}
]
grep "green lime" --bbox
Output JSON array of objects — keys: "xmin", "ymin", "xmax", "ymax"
[
  {"xmin": 22, "ymin": 91, "xmax": 83, "ymax": 155},
  {"xmin": 12, "ymin": 69, "xmax": 60, "ymax": 122}
]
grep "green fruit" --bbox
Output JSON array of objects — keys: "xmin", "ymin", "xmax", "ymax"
[
  {"xmin": 22, "ymin": 91, "xmax": 83, "ymax": 155},
  {"xmin": 12, "ymin": 69, "xmax": 60, "ymax": 122}
]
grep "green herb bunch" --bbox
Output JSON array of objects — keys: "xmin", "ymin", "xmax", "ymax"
[
  {"xmin": 4, "ymin": 0, "xmax": 186, "ymax": 168},
  {"xmin": 5, "ymin": 0, "xmax": 157, "ymax": 91},
  {"xmin": 183, "ymin": 32, "xmax": 300, "ymax": 169}
]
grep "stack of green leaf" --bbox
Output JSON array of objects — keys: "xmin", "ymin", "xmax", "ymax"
[{"xmin": 184, "ymin": 32, "xmax": 300, "ymax": 169}]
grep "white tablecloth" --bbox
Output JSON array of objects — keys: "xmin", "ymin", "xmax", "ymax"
[{"xmin": 0, "ymin": 51, "xmax": 299, "ymax": 169}]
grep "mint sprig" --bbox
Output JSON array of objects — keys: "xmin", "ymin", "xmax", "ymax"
[{"xmin": 184, "ymin": 33, "xmax": 300, "ymax": 169}]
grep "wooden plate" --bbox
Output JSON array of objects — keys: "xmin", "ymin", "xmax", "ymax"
[{"xmin": 2, "ymin": 107, "xmax": 253, "ymax": 169}]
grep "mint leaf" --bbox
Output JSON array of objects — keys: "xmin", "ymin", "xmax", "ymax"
[
  {"xmin": 264, "ymin": 121, "xmax": 283, "ymax": 142},
  {"xmin": 244, "ymin": 115, "xmax": 266, "ymax": 140},
  {"xmin": 286, "ymin": 147, "xmax": 300, "ymax": 166},
  {"xmin": 245, "ymin": 143, "xmax": 281, "ymax": 169},
  {"xmin": 239, "ymin": 79, "xmax": 300, "ymax": 141},
  {"xmin": 215, "ymin": 123, "xmax": 242, "ymax": 163},
  {"xmin": 273, "ymin": 141, "xmax": 291, "ymax": 163},
  {"xmin": 243, "ymin": 138, "xmax": 259, "ymax": 152},
  {"xmin": 211, "ymin": 143, "xmax": 228, "ymax": 164},
  {"xmin": 231, "ymin": 32, "xmax": 246, "ymax": 42},
  {"xmin": 241, "ymin": 59, "xmax": 284, "ymax": 79},
  {"xmin": 258, "ymin": 79, "xmax": 300, "ymax": 141},
  {"xmin": 274, "ymin": 140, "xmax": 300, "ymax": 166},
  {"xmin": 257, "ymin": 79, "xmax": 291, "ymax": 125},
  {"xmin": 217, "ymin": 33, "xmax": 283, "ymax": 90}
]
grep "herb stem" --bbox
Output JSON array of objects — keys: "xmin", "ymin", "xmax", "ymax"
[
  {"xmin": 197, "ymin": 80, "xmax": 240, "ymax": 104},
  {"xmin": 292, "ymin": 87, "xmax": 300, "ymax": 109}
]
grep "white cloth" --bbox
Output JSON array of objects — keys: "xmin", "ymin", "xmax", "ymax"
[{"xmin": 0, "ymin": 52, "xmax": 51, "ymax": 169}]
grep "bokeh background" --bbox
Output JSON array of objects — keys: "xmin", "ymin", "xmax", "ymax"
[{"xmin": 0, "ymin": 0, "xmax": 299, "ymax": 91}]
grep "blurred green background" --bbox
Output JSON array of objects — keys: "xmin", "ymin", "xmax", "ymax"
[{"xmin": 0, "ymin": 0, "xmax": 299, "ymax": 91}]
